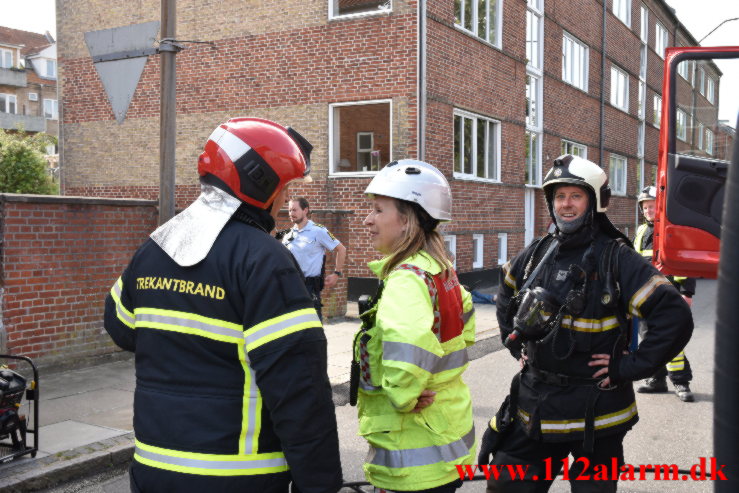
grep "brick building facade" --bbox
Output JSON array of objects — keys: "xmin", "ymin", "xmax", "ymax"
[{"xmin": 57, "ymin": 0, "xmax": 721, "ymax": 306}]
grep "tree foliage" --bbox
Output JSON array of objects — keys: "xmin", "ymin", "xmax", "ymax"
[{"xmin": 0, "ymin": 130, "xmax": 58, "ymax": 195}]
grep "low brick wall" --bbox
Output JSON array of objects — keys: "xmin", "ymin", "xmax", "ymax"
[
  {"xmin": 0, "ymin": 194, "xmax": 158, "ymax": 369},
  {"xmin": 0, "ymin": 194, "xmax": 351, "ymax": 369}
]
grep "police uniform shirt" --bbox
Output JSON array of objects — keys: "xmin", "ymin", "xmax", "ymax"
[{"xmin": 283, "ymin": 220, "xmax": 340, "ymax": 277}]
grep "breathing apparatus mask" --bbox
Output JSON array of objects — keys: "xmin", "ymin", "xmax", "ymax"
[{"xmin": 505, "ymin": 287, "xmax": 559, "ymax": 348}]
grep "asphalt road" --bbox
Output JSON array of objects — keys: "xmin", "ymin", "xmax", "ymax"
[{"xmin": 40, "ymin": 280, "xmax": 718, "ymax": 493}]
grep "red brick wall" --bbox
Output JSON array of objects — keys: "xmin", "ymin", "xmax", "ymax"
[{"xmin": 0, "ymin": 195, "xmax": 157, "ymax": 368}]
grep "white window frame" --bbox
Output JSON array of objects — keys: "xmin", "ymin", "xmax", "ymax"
[
  {"xmin": 705, "ymin": 75, "xmax": 715, "ymax": 104},
  {"xmin": 28, "ymin": 92, "xmax": 38, "ymax": 101},
  {"xmin": 472, "ymin": 234, "xmax": 484, "ymax": 269},
  {"xmin": 637, "ymin": 81, "xmax": 646, "ymax": 120},
  {"xmin": 678, "ymin": 60, "xmax": 690, "ymax": 80},
  {"xmin": 525, "ymin": 131, "xmax": 542, "ymax": 186},
  {"xmin": 637, "ymin": 121, "xmax": 645, "ymax": 157},
  {"xmin": 561, "ymin": 139, "xmax": 587, "ymax": 159},
  {"xmin": 497, "ymin": 233, "xmax": 508, "ymax": 265},
  {"xmin": 609, "ymin": 154, "xmax": 628, "ymax": 196},
  {"xmin": 454, "ymin": 0, "xmax": 502, "ymax": 47},
  {"xmin": 676, "ymin": 108, "xmax": 688, "ymax": 142},
  {"xmin": 655, "ymin": 21, "xmax": 668, "ymax": 59},
  {"xmin": 640, "ymin": 4, "xmax": 649, "ymax": 43},
  {"xmin": 1, "ymin": 48, "xmax": 12, "ymax": 68},
  {"xmin": 328, "ymin": 99, "xmax": 392, "ymax": 176},
  {"xmin": 526, "ymin": 2, "xmax": 543, "ymax": 73},
  {"xmin": 0, "ymin": 93, "xmax": 17, "ymax": 114},
  {"xmin": 639, "ymin": 45, "xmax": 647, "ymax": 80},
  {"xmin": 698, "ymin": 67, "xmax": 706, "ymax": 95},
  {"xmin": 610, "ymin": 65, "xmax": 629, "ymax": 112},
  {"xmin": 453, "ymin": 109, "xmax": 502, "ymax": 182},
  {"xmin": 329, "ymin": 0, "xmax": 391, "ymax": 20},
  {"xmin": 697, "ymin": 122, "xmax": 704, "ymax": 150},
  {"xmin": 356, "ymin": 132, "xmax": 375, "ymax": 171},
  {"xmin": 562, "ymin": 32, "xmax": 588, "ymax": 91},
  {"xmin": 444, "ymin": 235, "xmax": 457, "ymax": 269},
  {"xmin": 526, "ymin": 75, "xmax": 541, "ymax": 129},
  {"xmin": 46, "ymin": 59, "xmax": 56, "ymax": 78},
  {"xmin": 613, "ymin": 0, "xmax": 631, "ymax": 27},
  {"xmin": 653, "ymin": 95, "xmax": 662, "ymax": 128},
  {"xmin": 705, "ymin": 128, "xmax": 714, "ymax": 155},
  {"xmin": 638, "ymin": 157, "xmax": 645, "ymax": 191},
  {"xmin": 44, "ymin": 98, "xmax": 58, "ymax": 119}
]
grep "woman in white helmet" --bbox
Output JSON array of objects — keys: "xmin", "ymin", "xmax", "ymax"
[{"xmin": 351, "ymin": 160, "xmax": 476, "ymax": 493}]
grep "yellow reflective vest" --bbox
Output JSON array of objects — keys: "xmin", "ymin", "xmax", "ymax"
[
  {"xmin": 634, "ymin": 223, "xmax": 687, "ymax": 282},
  {"xmin": 354, "ymin": 251, "xmax": 476, "ymax": 490}
]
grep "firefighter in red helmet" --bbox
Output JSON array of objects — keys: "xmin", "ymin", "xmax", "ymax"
[{"xmin": 104, "ymin": 118, "xmax": 342, "ymax": 493}]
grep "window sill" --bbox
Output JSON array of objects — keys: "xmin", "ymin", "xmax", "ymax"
[
  {"xmin": 328, "ymin": 9, "xmax": 392, "ymax": 21},
  {"xmin": 452, "ymin": 173, "xmax": 502, "ymax": 184},
  {"xmin": 329, "ymin": 171, "xmax": 378, "ymax": 178},
  {"xmin": 453, "ymin": 24, "xmax": 502, "ymax": 51}
]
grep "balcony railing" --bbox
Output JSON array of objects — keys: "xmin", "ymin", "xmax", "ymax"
[
  {"xmin": 0, "ymin": 67, "xmax": 27, "ymax": 87},
  {"xmin": 0, "ymin": 113, "xmax": 45, "ymax": 132}
]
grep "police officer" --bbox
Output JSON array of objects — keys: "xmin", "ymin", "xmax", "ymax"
[
  {"xmin": 634, "ymin": 185, "xmax": 695, "ymax": 402},
  {"xmin": 282, "ymin": 197, "xmax": 346, "ymax": 320},
  {"xmin": 481, "ymin": 155, "xmax": 693, "ymax": 492},
  {"xmin": 103, "ymin": 118, "xmax": 342, "ymax": 493}
]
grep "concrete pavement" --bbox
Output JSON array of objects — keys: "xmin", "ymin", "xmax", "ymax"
[{"xmin": 0, "ymin": 301, "xmax": 500, "ymax": 491}]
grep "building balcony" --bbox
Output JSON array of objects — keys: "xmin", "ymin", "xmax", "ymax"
[
  {"xmin": 0, "ymin": 67, "xmax": 27, "ymax": 87},
  {"xmin": 0, "ymin": 113, "xmax": 45, "ymax": 132}
]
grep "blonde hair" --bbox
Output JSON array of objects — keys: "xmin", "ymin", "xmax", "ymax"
[{"xmin": 381, "ymin": 199, "xmax": 453, "ymax": 279}]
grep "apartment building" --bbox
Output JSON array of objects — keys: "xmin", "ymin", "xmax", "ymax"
[
  {"xmin": 0, "ymin": 26, "xmax": 58, "ymax": 147},
  {"xmin": 58, "ymin": 0, "xmax": 720, "ymax": 301}
]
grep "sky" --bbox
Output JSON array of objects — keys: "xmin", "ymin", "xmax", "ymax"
[{"xmin": 1, "ymin": 0, "xmax": 737, "ymax": 121}]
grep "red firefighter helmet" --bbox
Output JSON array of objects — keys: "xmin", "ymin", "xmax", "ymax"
[{"xmin": 198, "ymin": 117, "xmax": 313, "ymax": 209}]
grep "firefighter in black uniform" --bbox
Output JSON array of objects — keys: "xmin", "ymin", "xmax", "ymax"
[
  {"xmin": 480, "ymin": 155, "xmax": 693, "ymax": 492},
  {"xmin": 634, "ymin": 185, "xmax": 695, "ymax": 401},
  {"xmin": 103, "ymin": 118, "xmax": 342, "ymax": 493}
]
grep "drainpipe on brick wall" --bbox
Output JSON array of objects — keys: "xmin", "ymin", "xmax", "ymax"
[
  {"xmin": 599, "ymin": 0, "xmax": 607, "ymax": 166},
  {"xmin": 418, "ymin": 0, "xmax": 427, "ymax": 161}
]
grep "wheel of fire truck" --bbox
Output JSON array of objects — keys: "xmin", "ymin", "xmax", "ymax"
[{"xmin": 0, "ymin": 354, "xmax": 39, "ymax": 462}]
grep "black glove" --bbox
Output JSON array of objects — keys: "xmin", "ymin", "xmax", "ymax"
[{"xmin": 477, "ymin": 424, "xmax": 496, "ymax": 466}]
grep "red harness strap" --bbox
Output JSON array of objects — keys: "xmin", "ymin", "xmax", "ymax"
[{"xmin": 397, "ymin": 264, "xmax": 464, "ymax": 343}]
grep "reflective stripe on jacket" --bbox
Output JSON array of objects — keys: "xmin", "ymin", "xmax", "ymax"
[{"xmin": 355, "ymin": 251, "xmax": 476, "ymax": 490}]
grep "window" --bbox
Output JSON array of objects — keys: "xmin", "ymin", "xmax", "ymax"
[
  {"xmin": 46, "ymin": 59, "xmax": 56, "ymax": 78},
  {"xmin": 525, "ymin": 131, "xmax": 541, "ymax": 185},
  {"xmin": 454, "ymin": 110, "xmax": 501, "ymax": 181},
  {"xmin": 639, "ymin": 45, "xmax": 647, "ymax": 80},
  {"xmin": 356, "ymin": 132, "xmax": 375, "ymax": 171},
  {"xmin": 655, "ymin": 22, "xmax": 668, "ymax": 59},
  {"xmin": 676, "ymin": 108, "xmax": 687, "ymax": 141},
  {"xmin": 0, "ymin": 94, "xmax": 17, "ymax": 114},
  {"xmin": 561, "ymin": 140, "xmax": 587, "ymax": 158},
  {"xmin": 562, "ymin": 32, "xmax": 588, "ymax": 91},
  {"xmin": 610, "ymin": 65, "xmax": 629, "ymax": 112},
  {"xmin": 329, "ymin": 0, "xmax": 390, "ymax": 18},
  {"xmin": 705, "ymin": 128, "xmax": 714, "ymax": 155},
  {"xmin": 1, "ymin": 48, "xmax": 12, "ymax": 68},
  {"xmin": 526, "ymin": 75, "xmax": 540, "ymax": 128},
  {"xmin": 640, "ymin": 4, "xmax": 648, "ymax": 42},
  {"xmin": 705, "ymin": 76, "xmax": 715, "ymax": 104},
  {"xmin": 44, "ymin": 98, "xmax": 58, "ymax": 119},
  {"xmin": 698, "ymin": 67, "xmax": 705, "ymax": 95},
  {"xmin": 609, "ymin": 154, "xmax": 627, "ymax": 195},
  {"xmin": 697, "ymin": 122, "xmax": 704, "ymax": 150},
  {"xmin": 613, "ymin": 0, "xmax": 631, "ymax": 27},
  {"xmin": 497, "ymin": 233, "xmax": 508, "ymax": 265},
  {"xmin": 329, "ymin": 100, "xmax": 391, "ymax": 173},
  {"xmin": 653, "ymin": 95, "xmax": 662, "ymax": 127},
  {"xmin": 28, "ymin": 92, "xmax": 38, "ymax": 101},
  {"xmin": 472, "ymin": 234, "xmax": 484, "ymax": 269},
  {"xmin": 638, "ymin": 81, "xmax": 646, "ymax": 119},
  {"xmin": 444, "ymin": 235, "xmax": 457, "ymax": 269},
  {"xmin": 678, "ymin": 60, "xmax": 690, "ymax": 80},
  {"xmin": 637, "ymin": 121, "xmax": 645, "ymax": 157},
  {"xmin": 526, "ymin": 6, "xmax": 542, "ymax": 71},
  {"xmin": 45, "ymin": 144, "xmax": 57, "ymax": 155},
  {"xmin": 454, "ymin": 0, "xmax": 501, "ymax": 46},
  {"xmin": 637, "ymin": 157, "xmax": 645, "ymax": 191}
]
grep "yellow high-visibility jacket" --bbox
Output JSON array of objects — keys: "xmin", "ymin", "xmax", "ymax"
[{"xmin": 355, "ymin": 251, "xmax": 476, "ymax": 491}]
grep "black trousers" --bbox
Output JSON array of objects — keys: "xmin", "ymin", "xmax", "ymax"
[
  {"xmin": 305, "ymin": 276, "xmax": 323, "ymax": 320},
  {"xmin": 486, "ymin": 421, "xmax": 626, "ymax": 493},
  {"xmin": 374, "ymin": 479, "xmax": 462, "ymax": 493}
]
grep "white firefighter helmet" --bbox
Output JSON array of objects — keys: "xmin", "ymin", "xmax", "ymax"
[
  {"xmin": 543, "ymin": 154, "xmax": 611, "ymax": 213},
  {"xmin": 637, "ymin": 185, "xmax": 657, "ymax": 204},
  {"xmin": 364, "ymin": 160, "xmax": 452, "ymax": 221}
]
